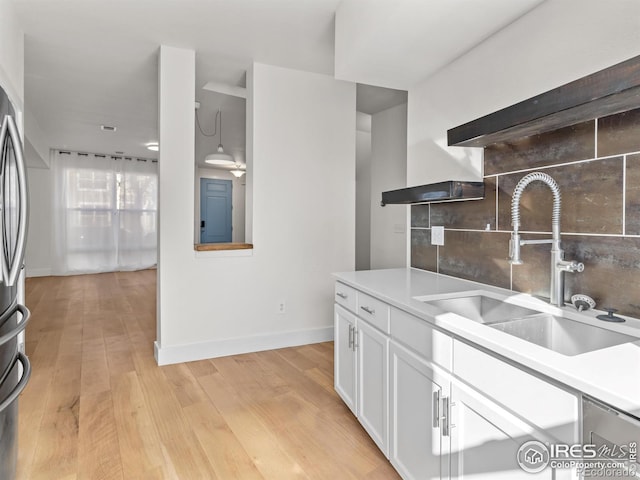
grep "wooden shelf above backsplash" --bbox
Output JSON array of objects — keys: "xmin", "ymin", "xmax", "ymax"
[{"xmin": 448, "ymin": 54, "xmax": 640, "ymax": 147}]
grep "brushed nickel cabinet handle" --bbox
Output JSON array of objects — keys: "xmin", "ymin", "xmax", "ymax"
[
  {"xmin": 360, "ymin": 306, "xmax": 375, "ymax": 315},
  {"xmin": 441, "ymin": 396, "xmax": 450, "ymax": 437},
  {"xmin": 433, "ymin": 390, "xmax": 440, "ymax": 428}
]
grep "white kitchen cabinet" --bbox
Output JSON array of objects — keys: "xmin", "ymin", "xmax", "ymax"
[
  {"xmin": 450, "ymin": 380, "xmax": 560, "ymax": 480},
  {"xmin": 334, "ymin": 304, "xmax": 357, "ymax": 414},
  {"xmin": 357, "ymin": 318, "xmax": 389, "ymax": 456},
  {"xmin": 389, "ymin": 341, "xmax": 450, "ymax": 480},
  {"xmin": 334, "ymin": 299, "xmax": 390, "ymax": 455},
  {"xmin": 453, "ymin": 340, "xmax": 579, "ymax": 446},
  {"xmin": 451, "ymin": 340, "xmax": 578, "ymax": 480},
  {"xmin": 334, "ymin": 280, "xmax": 579, "ymax": 480}
]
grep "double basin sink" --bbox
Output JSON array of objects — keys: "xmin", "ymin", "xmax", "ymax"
[{"xmin": 418, "ymin": 293, "xmax": 638, "ymax": 356}]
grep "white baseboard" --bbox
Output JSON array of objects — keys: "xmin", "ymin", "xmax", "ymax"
[
  {"xmin": 154, "ymin": 326, "xmax": 334, "ymax": 366},
  {"xmin": 26, "ymin": 268, "xmax": 52, "ymax": 278}
]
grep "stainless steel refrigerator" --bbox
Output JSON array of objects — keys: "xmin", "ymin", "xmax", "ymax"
[{"xmin": 0, "ymin": 84, "xmax": 31, "ymax": 480}]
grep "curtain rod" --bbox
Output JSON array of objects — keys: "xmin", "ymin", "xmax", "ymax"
[{"xmin": 56, "ymin": 149, "xmax": 158, "ymax": 163}]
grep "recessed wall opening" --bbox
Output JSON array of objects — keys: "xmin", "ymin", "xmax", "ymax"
[
  {"xmin": 355, "ymin": 83, "xmax": 408, "ymax": 271},
  {"xmin": 194, "ymin": 88, "xmax": 248, "ymax": 249}
]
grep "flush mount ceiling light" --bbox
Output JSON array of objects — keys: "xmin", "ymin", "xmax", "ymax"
[
  {"xmin": 146, "ymin": 142, "xmax": 159, "ymax": 152},
  {"xmin": 201, "ymin": 109, "xmax": 234, "ymax": 165}
]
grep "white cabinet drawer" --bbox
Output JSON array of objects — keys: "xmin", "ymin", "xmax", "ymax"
[
  {"xmin": 357, "ymin": 292, "xmax": 390, "ymax": 333},
  {"xmin": 390, "ymin": 307, "xmax": 452, "ymax": 370},
  {"xmin": 453, "ymin": 339, "xmax": 579, "ymax": 445},
  {"xmin": 335, "ymin": 282, "xmax": 357, "ymax": 313}
]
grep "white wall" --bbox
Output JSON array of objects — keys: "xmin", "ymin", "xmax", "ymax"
[
  {"xmin": 194, "ymin": 168, "xmax": 246, "ymax": 243},
  {"xmin": 407, "ymin": 0, "xmax": 640, "ymax": 186},
  {"xmin": 156, "ymin": 59, "xmax": 356, "ymax": 365},
  {"xmin": 370, "ymin": 103, "xmax": 407, "ymax": 269},
  {"xmin": 355, "ymin": 124, "xmax": 371, "ymax": 271},
  {"xmin": 0, "ymin": 0, "xmax": 23, "ymax": 111},
  {"xmin": 24, "ymin": 107, "xmax": 50, "ymax": 168},
  {"xmin": 25, "ymin": 165, "xmax": 53, "ymax": 276}
]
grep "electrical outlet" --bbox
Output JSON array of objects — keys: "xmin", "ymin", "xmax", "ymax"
[
  {"xmin": 431, "ymin": 226, "xmax": 445, "ymax": 246},
  {"xmin": 278, "ymin": 301, "xmax": 286, "ymax": 314}
]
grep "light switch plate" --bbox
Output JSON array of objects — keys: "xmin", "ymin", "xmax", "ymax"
[{"xmin": 431, "ymin": 226, "xmax": 445, "ymax": 246}]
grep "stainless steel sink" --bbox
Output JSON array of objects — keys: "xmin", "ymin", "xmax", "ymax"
[
  {"xmin": 424, "ymin": 294, "xmax": 541, "ymax": 324},
  {"xmin": 490, "ymin": 313, "xmax": 638, "ymax": 356},
  {"xmin": 420, "ymin": 293, "xmax": 639, "ymax": 356}
]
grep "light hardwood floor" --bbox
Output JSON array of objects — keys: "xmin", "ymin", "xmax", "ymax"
[{"xmin": 18, "ymin": 270, "xmax": 399, "ymax": 479}]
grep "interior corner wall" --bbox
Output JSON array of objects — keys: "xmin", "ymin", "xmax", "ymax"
[
  {"xmin": 25, "ymin": 166, "xmax": 53, "ymax": 277},
  {"xmin": 156, "ymin": 61, "xmax": 356, "ymax": 365},
  {"xmin": 370, "ymin": 103, "xmax": 407, "ymax": 269},
  {"xmin": 355, "ymin": 127, "xmax": 371, "ymax": 271},
  {"xmin": 407, "ymin": 0, "xmax": 640, "ymax": 188},
  {"xmin": 194, "ymin": 168, "xmax": 246, "ymax": 243}
]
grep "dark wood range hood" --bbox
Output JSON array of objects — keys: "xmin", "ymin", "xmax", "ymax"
[{"xmin": 447, "ymin": 54, "xmax": 640, "ymax": 147}]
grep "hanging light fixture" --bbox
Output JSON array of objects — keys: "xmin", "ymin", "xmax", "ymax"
[
  {"xmin": 230, "ymin": 167, "xmax": 245, "ymax": 178},
  {"xmin": 205, "ymin": 109, "xmax": 234, "ymax": 165}
]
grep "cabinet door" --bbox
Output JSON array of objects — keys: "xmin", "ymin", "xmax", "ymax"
[
  {"xmin": 390, "ymin": 341, "xmax": 450, "ymax": 480},
  {"xmin": 450, "ymin": 381, "xmax": 573, "ymax": 480},
  {"xmin": 334, "ymin": 304, "xmax": 357, "ymax": 415},
  {"xmin": 357, "ymin": 319, "xmax": 389, "ymax": 457}
]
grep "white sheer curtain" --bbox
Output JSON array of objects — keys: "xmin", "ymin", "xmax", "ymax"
[{"xmin": 51, "ymin": 151, "xmax": 157, "ymax": 275}]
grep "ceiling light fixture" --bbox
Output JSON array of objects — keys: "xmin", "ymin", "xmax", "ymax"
[
  {"xmin": 146, "ymin": 142, "xmax": 159, "ymax": 152},
  {"xmin": 230, "ymin": 168, "xmax": 245, "ymax": 178},
  {"xmin": 204, "ymin": 109, "xmax": 234, "ymax": 165}
]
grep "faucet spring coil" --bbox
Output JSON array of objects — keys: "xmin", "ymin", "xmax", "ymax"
[{"xmin": 511, "ymin": 172, "xmax": 561, "ymax": 232}]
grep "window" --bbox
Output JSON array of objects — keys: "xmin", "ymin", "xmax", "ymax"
[{"xmin": 52, "ymin": 151, "xmax": 157, "ymax": 274}]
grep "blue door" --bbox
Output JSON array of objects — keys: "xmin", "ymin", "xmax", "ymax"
[{"xmin": 200, "ymin": 178, "xmax": 232, "ymax": 243}]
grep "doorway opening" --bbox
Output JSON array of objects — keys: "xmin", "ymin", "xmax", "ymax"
[{"xmin": 199, "ymin": 178, "xmax": 233, "ymax": 243}]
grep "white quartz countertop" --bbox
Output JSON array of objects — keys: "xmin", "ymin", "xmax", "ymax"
[{"xmin": 333, "ymin": 268, "xmax": 640, "ymax": 417}]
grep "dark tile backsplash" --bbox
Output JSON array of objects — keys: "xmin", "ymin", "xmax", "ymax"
[
  {"xmin": 410, "ymin": 229, "xmax": 437, "ymax": 272},
  {"xmin": 598, "ymin": 109, "xmax": 640, "ymax": 157},
  {"xmin": 411, "ymin": 204, "xmax": 430, "ymax": 228},
  {"xmin": 484, "ymin": 121, "xmax": 595, "ymax": 176},
  {"xmin": 439, "ymin": 231, "xmax": 511, "ymax": 290},
  {"xmin": 430, "ymin": 177, "xmax": 497, "ymax": 230},
  {"xmin": 562, "ymin": 236, "xmax": 640, "ymax": 319},
  {"xmin": 411, "ymin": 107, "xmax": 640, "ymax": 317},
  {"xmin": 496, "ymin": 157, "xmax": 624, "ymax": 234},
  {"xmin": 626, "ymin": 153, "xmax": 640, "ymax": 235}
]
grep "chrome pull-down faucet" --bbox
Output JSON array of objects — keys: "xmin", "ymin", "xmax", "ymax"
[{"xmin": 509, "ymin": 172, "xmax": 584, "ymax": 307}]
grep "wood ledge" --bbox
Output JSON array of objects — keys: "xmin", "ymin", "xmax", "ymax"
[{"xmin": 194, "ymin": 243, "xmax": 253, "ymax": 251}]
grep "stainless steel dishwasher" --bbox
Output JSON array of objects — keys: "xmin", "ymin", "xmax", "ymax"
[{"xmin": 583, "ymin": 396, "xmax": 640, "ymax": 479}]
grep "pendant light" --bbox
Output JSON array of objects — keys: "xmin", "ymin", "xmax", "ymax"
[
  {"xmin": 205, "ymin": 109, "xmax": 234, "ymax": 165},
  {"xmin": 230, "ymin": 167, "xmax": 245, "ymax": 178}
]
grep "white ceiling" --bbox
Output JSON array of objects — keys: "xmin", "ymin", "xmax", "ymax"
[
  {"xmin": 12, "ymin": 0, "xmax": 546, "ymax": 165},
  {"xmin": 335, "ymin": 0, "xmax": 546, "ymax": 90}
]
